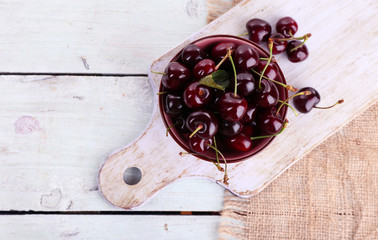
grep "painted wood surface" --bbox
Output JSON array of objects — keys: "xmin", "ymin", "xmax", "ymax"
[
  {"xmin": 0, "ymin": 215, "xmax": 220, "ymax": 240},
  {"xmin": 0, "ymin": 75, "xmax": 224, "ymax": 211},
  {"xmin": 99, "ymin": 0, "xmax": 378, "ymax": 209},
  {"xmin": 0, "ymin": 0, "xmax": 207, "ymax": 74}
]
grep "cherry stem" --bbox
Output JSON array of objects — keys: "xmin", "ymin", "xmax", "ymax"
[
  {"xmin": 259, "ymin": 38, "xmax": 273, "ymax": 89},
  {"xmin": 238, "ymin": 32, "xmax": 249, "ymax": 37},
  {"xmin": 166, "ymin": 123, "xmax": 177, "ymax": 137},
  {"xmin": 215, "ymin": 50, "xmax": 233, "ymax": 70},
  {"xmin": 151, "ymin": 70, "xmax": 167, "ymax": 75},
  {"xmin": 276, "ymin": 90, "xmax": 311, "ymax": 116},
  {"xmin": 251, "ymin": 119, "xmax": 289, "ymax": 140},
  {"xmin": 189, "ymin": 124, "xmax": 203, "ymax": 138},
  {"xmin": 250, "ymin": 69, "xmax": 298, "ymax": 92},
  {"xmin": 212, "ymin": 137, "xmax": 224, "ymax": 172},
  {"xmin": 277, "ymin": 33, "xmax": 312, "ymax": 42},
  {"xmin": 227, "ymin": 49, "xmax": 238, "ymax": 97},
  {"xmin": 259, "ymin": 57, "xmax": 269, "ymax": 61},
  {"xmin": 278, "ymin": 100, "xmax": 298, "ymax": 116},
  {"xmin": 156, "ymin": 91, "xmax": 168, "ymax": 95},
  {"xmin": 207, "ymin": 144, "xmax": 228, "ymax": 185},
  {"xmin": 314, "ymin": 99, "xmax": 344, "ymax": 109},
  {"xmin": 290, "ymin": 34, "xmax": 312, "ymax": 52}
]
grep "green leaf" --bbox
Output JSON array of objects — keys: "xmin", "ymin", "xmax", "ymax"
[{"xmin": 199, "ymin": 70, "xmax": 230, "ymax": 91}]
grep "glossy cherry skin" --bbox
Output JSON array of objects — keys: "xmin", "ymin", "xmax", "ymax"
[
  {"xmin": 256, "ymin": 60, "xmax": 278, "ymax": 80},
  {"xmin": 165, "ymin": 94, "xmax": 184, "ymax": 116},
  {"xmin": 193, "ymin": 59, "xmax": 216, "ymax": 80},
  {"xmin": 292, "ymin": 87, "xmax": 320, "ymax": 113},
  {"xmin": 224, "ymin": 133, "xmax": 252, "ymax": 152},
  {"xmin": 229, "ymin": 72, "xmax": 256, "ymax": 97},
  {"xmin": 162, "ymin": 62, "xmax": 191, "ymax": 91},
  {"xmin": 246, "ymin": 18, "xmax": 272, "ymax": 44},
  {"xmin": 269, "ymin": 33, "xmax": 288, "ymax": 55},
  {"xmin": 254, "ymin": 79, "xmax": 279, "ymax": 107},
  {"xmin": 181, "ymin": 44, "xmax": 206, "ymax": 67},
  {"xmin": 257, "ymin": 108, "xmax": 284, "ymax": 135},
  {"xmin": 286, "ymin": 40, "xmax": 309, "ymax": 62},
  {"xmin": 189, "ymin": 135, "xmax": 212, "ymax": 153},
  {"xmin": 276, "ymin": 17, "xmax": 298, "ymax": 38},
  {"xmin": 218, "ymin": 92, "xmax": 248, "ymax": 122},
  {"xmin": 186, "ymin": 109, "xmax": 218, "ymax": 139},
  {"xmin": 242, "ymin": 104, "xmax": 258, "ymax": 123},
  {"xmin": 241, "ymin": 125, "xmax": 253, "ymax": 137},
  {"xmin": 211, "ymin": 42, "xmax": 237, "ymax": 66},
  {"xmin": 183, "ymin": 82, "xmax": 214, "ymax": 108},
  {"xmin": 234, "ymin": 45, "xmax": 259, "ymax": 70},
  {"xmin": 219, "ymin": 121, "xmax": 243, "ymax": 136},
  {"xmin": 173, "ymin": 114, "xmax": 189, "ymax": 133}
]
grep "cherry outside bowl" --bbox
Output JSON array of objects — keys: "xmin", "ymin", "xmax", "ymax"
[{"xmin": 159, "ymin": 35, "xmax": 288, "ymax": 163}]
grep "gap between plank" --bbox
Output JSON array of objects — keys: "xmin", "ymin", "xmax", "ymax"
[{"xmin": 0, "ymin": 210, "xmax": 220, "ymax": 216}]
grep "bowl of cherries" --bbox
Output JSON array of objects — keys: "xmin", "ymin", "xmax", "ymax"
[{"xmin": 157, "ymin": 34, "xmax": 291, "ymax": 165}]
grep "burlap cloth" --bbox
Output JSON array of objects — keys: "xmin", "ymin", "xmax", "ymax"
[{"xmin": 207, "ymin": 1, "xmax": 378, "ymax": 239}]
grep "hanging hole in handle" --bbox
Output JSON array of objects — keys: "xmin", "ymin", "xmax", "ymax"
[{"xmin": 123, "ymin": 167, "xmax": 142, "ymax": 185}]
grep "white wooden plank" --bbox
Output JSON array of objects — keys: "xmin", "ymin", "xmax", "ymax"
[
  {"xmin": 0, "ymin": 75, "xmax": 224, "ymax": 211},
  {"xmin": 0, "ymin": 0, "xmax": 208, "ymax": 74},
  {"xmin": 0, "ymin": 215, "xmax": 220, "ymax": 240}
]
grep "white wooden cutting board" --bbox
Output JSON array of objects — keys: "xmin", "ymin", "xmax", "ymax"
[{"xmin": 99, "ymin": 0, "xmax": 378, "ymax": 209}]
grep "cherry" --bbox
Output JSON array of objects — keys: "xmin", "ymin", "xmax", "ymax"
[
  {"xmin": 292, "ymin": 87, "xmax": 320, "ymax": 113},
  {"xmin": 181, "ymin": 44, "xmax": 206, "ymax": 67},
  {"xmin": 224, "ymin": 133, "xmax": 252, "ymax": 152},
  {"xmin": 211, "ymin": 42, "xmax": 237, "ymax": 66},
  {"xmin": 269, "ymin": 33, "xmax": 288, "ymax": 55},
  {"xmin": 162, "ymin": 62, "xmax": 191, "ymax": 91},
  {"xmin": 186, "ymin": 109, "xmax": 218, "ymax": 139},
  {"xmin": 173, "ymin": 114, "xmax": 189, "ymax": 133},
  {"xmin": 229, "ymin": 72, "xmax": 256, "ymax": 97},
  {"xmin": 189, "ymin": 135, "xmax": 212, "ymax": 153},
  {"xmin": 218, "ymin": 92, "xmax": 248, "ymax": 122},
  {"xmin": 246, "ymin": 18, "xmax": 272, "ymax": 44},
  {"xmin": 286, "ymin": 40, "xmax": 309, "ymax": 62},
  {"xmin": 257, "ymin": 108, "xmax": 284, "ymax": 135},
  {"xmin": 219, "ymin": 121, "xmax": 243, "ymax": 136},
  {"xmin": 256, "ymin": 60, "xmax": 278, "ymax": 80},
  {"xmin": 241, "ymin": 125, "xmax": 253, "ymax": 138},
  {"xmin": 183, "ymin": 82, "xmax": 214, "ymax": 108},
  {"xmin": 276, "ymin": 17, "xmax": 298, "ymax": 38},
  {"xmin": 165, "ymin": 94, "xmax": 185, "ymax": 116},
  {"xmin": 234, "ymin": 44, "xmax": 259, "ymax": 70},
  {"xmin": 193, "ymin": 59, "xmax": 216, "ymax": 80},
  {"xmin": 242, "ymin": 104, "xmax": 258, "ymax": 123},
  {"xmin": 254, "ymin": 79, "xmax": 279, "ymax": 108}
]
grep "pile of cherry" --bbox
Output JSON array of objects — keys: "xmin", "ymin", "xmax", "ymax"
[{"xmin": 157, "ymin": 17, "xmax": 342, "ymax": 185}]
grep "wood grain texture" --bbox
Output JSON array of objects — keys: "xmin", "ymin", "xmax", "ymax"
[
  {"xmin": 0, "ymin": 0, "xmax": 207, "ymax": 74},
  {"xmin": 0, "ymin": 75, "xmax": 224, "ymax": 211},
  {"xmin": 99, "ymin": 0, "xmax": 378, "ymax": 209},
  {"xmin": 0, "ymin": 215, "xmax": 220, "ymax": 240}
]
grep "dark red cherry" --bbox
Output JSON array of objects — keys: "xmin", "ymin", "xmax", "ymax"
[
  {"xmin": 286, "ymin": 40, "xmax": 309, "ymax": 62},
  {"xmin": 276, "ymin": 17, "xmax": 298, "ymax": 38},
  {"xmin": 224, "ymin": 133, "xmax": 252, "ymax": 152},
  {"xmin": 218, "ymin": 92, "xmax": 248, "ymax": 122},
  {"xmin": 162, "ymin": 62, "xmax": 191, "ymax": 91},
  {"xmin": 211, "ymin": 42, "xmax": 237, "ymax": 66},
  {"xmin": 174, "ymin": 114, "xmax": 189, "ymax": 133},
  {"xmin": 269, "ymin": 33, "xmax": 288, "ymax": 55},
  {"xmin": 193, "ymin": 59, "xmax": 216, "ymax": 80},
  {"xmin": 189, "ymin": 135, "xmax": 212, "ymax": 153},
  {"xmin": 236, "ymin": 72, "xmax": 256, "ymax": 97},
  {"xmin": 219, "ymin": 121, "xmax": 243, "ymax": 136},
  {"xmin": 242, "ymin": 104, "xmax": 258, "ymax": 123},
  {"xmin": 246, "ymin": 18, "xmax": 272, "ymax": 44},
  {"xmin": 241, "ymin": 125, "xmax": 253, "ymax": 137},
  {"xmin": 257, "ymin": 108, "xmax": 284, "ymax": 135},
  {"xmin": 183, "ymin": 82, "xmax": 214, "ymax": 108},
  {"xmin": 256, "ymin": 60, "xmax": 278, "ymax": 80},
  {"xmin": 255, "ymin": 79, "xmax": 279, "ymax": 108},
  {"xmin": 234, "ymin": 45, "xmax": 259, "ymax": 70},
  {"xmin": 186, "ymin": 109, "xmax": 218, "ymax": 139},
  {"xmin": 292, "ymin": 87, "xmax": 320, "ymax": 113},
  {"xmin": 165, "ymin": 94, "xmax": 184, "ymax": 116},
  {"xmin": 181, "ymin": 44, "xmax": 206, "ymax": 67}
]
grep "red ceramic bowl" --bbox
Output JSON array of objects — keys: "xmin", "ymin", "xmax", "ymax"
[{"xmin": 159, "ymin": 35, "xmax": 288, "ymax": 163}]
